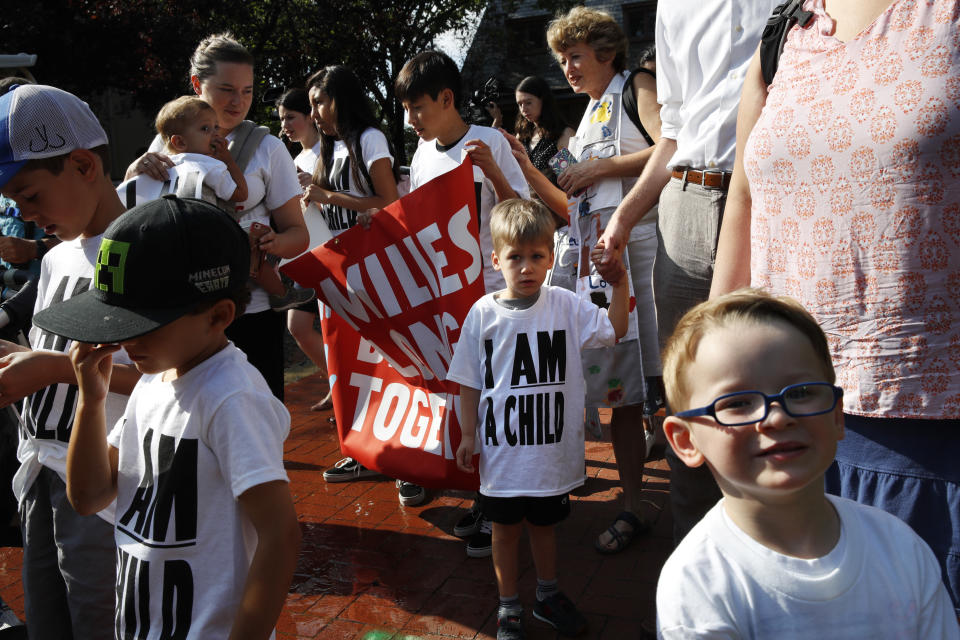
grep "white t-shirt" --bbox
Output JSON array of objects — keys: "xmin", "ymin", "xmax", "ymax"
[
  {"xmin": 409, "ymin": 125, "xmax": 528, "ymax": 293},
  {"xmin": 149, "ymin": 131, "xmax": 301, "ymax": 313},
  {"xmin": 446, "ymin": 286, "xmax": 615, "ymax": 496},
  {"xmin": 320, "ymin": 128, "xmax": 392, "ymax": 236},
  {"xmin": 107, "ymin": 343, "xmax": 289, "ymax": 639},
  {"xmin": 15, "ymin": 234, "xmax": 132, "ymax": 522},
  {"xmin": 294, "ymin": 140, "xmax": 322, "ymax": 175},
  {"xmin": 116, "ymin": 153, "xmax": 237, "ymax": 209},
  {"xmin": 656, "ymin": 495, "xmax": 960, "ymax": 639}
]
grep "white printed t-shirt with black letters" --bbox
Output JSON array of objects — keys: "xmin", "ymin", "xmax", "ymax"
[
  {"xmin": 14, "ymin": 234, "xmax": 132, "ymax": 522},
  {"xmin": 115, "ymin": 153, "xmax": 238, "ymax": 209},
  {"xmin": 107, "ymin": 343, "xmax": 289, "ymax": 638},
  {"xmin": 408, "ymin": 125, "xmax": 528, "ymax": 293},
  {"xmin": 319, "ymin": 128, "xmax": 393, "ymax": 236},
  {"xmin": 447, "ymin": 285, "xmax": 616, "ymax": 497}
]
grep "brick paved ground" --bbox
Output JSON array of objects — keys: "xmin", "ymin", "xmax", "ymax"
[{"xmin": 0, "ymin": 371, "xmax": 673, "ymax": 639}]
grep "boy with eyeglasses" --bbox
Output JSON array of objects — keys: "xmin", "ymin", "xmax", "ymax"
[{"xmin": 656, "ymin": 289, "xmax": 958, "ymax": 638}]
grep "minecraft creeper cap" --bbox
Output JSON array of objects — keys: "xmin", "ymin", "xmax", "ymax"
[
  {"xmin": 0, "ymin": 84, "xmax": 109, "ymax": 189},
  {"xmin": 33, "ymin": 195, "xmax": 250, "ymax": 343}
]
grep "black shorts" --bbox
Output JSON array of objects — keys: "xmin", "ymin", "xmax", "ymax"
[
  {"xmin": 478, "ymin": 492, "xmax": 570, "ymax": 526},
  {"xmin": 225, "ymin": 308, "xmax": 284, "ymax": 400}
]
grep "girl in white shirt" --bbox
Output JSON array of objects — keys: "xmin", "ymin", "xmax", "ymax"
[
  {"xmin": 276, "ymin": 88, "xmax": 332, "ymax": 411},
  {"xmin": 302, "ymin": 65, "xmax": 399, "ymax": 231}
]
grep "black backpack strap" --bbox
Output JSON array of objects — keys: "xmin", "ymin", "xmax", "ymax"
[
  {"xmin": 124, "ymin": 180, "xmax": 138, "ymax": 210},
  {"xmin": 760, "ymin": 0, "xmax": 814, "ymax": 85},
  {"xmin": 622, "ymin": 69, "xmax": 655, "ymax": 147}
]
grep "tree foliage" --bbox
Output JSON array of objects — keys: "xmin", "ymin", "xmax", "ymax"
[{"xmin": 3, "ymin": 0, "xmax": 488, "ymax": 163}]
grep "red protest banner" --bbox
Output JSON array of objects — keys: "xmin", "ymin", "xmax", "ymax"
[{"xmin": 281, "ymin": 160, "xmax": 484, "ymax": 490}]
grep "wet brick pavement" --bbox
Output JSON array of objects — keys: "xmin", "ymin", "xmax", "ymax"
[{"xmin": 0, "ymin": 370, "xmax": 673, "ymax": 638}]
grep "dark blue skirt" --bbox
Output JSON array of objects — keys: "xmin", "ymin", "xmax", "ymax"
[{"xmin": 825, "ymin": 414, "xmax": 960, "ymax": 613}]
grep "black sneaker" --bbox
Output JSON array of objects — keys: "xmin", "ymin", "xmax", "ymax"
[
  {"xmin": 322, "ymin": 457, "xmax": 379, "ymax": 483},
  {"xmin": 396, "ymin": 480, "xmax": 426, "ymax": 506},
  {"xmin": 269, "ymin": 285, "xmax": 316, "ymax": 311},
  {"xmin": 453, "ymin": 503, "xmax": 483, "ymax": 537},
  {"xmin": 466, "ymin": 517, "xmax": 492, "ymax": 557},
  {"xmin": 532, "ymin": 591, "xmax": 586, "ymax": 636},
  {"xmin": 497, "ymin": 612, "xmax": 525, "ymax": 640}
]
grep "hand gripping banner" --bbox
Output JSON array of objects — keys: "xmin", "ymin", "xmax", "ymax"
[{"xmin": 281, "ymin": 160, "xmax": 484, "ymax": 489}]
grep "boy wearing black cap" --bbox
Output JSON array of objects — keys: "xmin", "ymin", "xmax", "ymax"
[
  {"xmin": 34, "ymin": 196, "xmax": 300, "ymax": 638},
  {"xmin": 0, "ymin": 83, "xmax": 138, "ymax": 638}
]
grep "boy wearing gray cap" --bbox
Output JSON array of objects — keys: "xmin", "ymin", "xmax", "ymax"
[{"xmin": 0, "ymin": 83, "xmax": 135, "ymax": 638}]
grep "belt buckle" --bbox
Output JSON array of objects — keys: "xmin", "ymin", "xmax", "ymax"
[{"xmin": 701, "ymin": 169, "xmax": 728, "ymax": 188}]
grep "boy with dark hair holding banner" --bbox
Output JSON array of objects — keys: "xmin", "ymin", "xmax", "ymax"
[
  {"xmin": 449, "ymin": 198, "xmax": 628, "ymax": 639},
  {"xmin": 395, "ymin": 50, "xmax": 528, "ymax": 294},
  {"xmin": 395, "ymin": 48, "xmax": 529, "ymax": 546},
  {"xmin": 33, "ymin": 196, "xmax": 300, "ymax": 638}
]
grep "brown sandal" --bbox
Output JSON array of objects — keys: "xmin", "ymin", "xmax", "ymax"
[{"xmin": 595, "ymin": 510, "xmax": 649, "ymax": 554}]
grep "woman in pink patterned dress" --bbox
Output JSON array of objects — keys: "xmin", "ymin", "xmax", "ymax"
[{"xmin": 711, "ymin": 0, "xmax": 960, "ymax": 613}]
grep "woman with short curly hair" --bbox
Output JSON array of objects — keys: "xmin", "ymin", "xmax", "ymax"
[{"xmin": 546, "ymin": 5, "xmax": 628, "ymax": 72}]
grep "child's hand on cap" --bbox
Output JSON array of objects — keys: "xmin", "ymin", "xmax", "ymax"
[
  {"xmin": 591, "ymin": 240, "xmax": 625, "ymax": 285},
  {"xmin": 70, "ymin": 341, "xmax": 121, "ymax": 404}
]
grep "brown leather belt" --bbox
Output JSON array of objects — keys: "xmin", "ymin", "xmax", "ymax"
[{"xmin": 672, "ymin": 167, "xmax": 732, "ymax": 190}]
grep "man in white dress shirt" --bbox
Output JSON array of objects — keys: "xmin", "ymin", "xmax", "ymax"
[{"xmin": 597, "ymin": 0, "xmax": 779, "ymax": 544}]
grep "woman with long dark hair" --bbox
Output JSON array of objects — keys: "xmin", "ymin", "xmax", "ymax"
[
  {"xmin": 275, "ymin": 88, "xmax": 332, "ymax": 411},
  {"xmin": 511, "ymin": 75, "xmax": 575, "ymax": 185},
  {"xmin": 301, "ymin": 66, "xmax": 405, "ymax": 494},
  {"xmin": 301, "ymin": 65, "xmax": 399, "ymax": 230},
  {"xmin": 277, "ymin": 88, "xmax": 321, "ymax": 187}
]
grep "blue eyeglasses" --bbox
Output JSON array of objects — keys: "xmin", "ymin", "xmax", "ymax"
[{"xmin": 674, "ymin": 382, "xmax": 843, "ymax": 427}]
